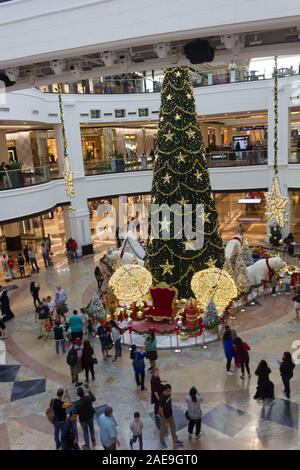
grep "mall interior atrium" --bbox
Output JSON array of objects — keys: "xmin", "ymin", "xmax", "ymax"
[{"xmin": 1, "ymin": 0, "xmax": 300, "ymax": 453}]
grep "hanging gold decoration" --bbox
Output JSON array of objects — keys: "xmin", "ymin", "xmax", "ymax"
[
  {"xmin": 109, "ymin": 264, "xmax": 152, "ymax": 303},
  {"xmin": 265, "ymin": 56, "xmax": 287, "ymax": 228},
  {"xmin": 191, "ymin": 266, "xmax": 237, "ymax": 310},
  {"xmin": 57, "ymin": 85, "xmax": 75, "ymax": 198},
  {"xmin": 265, "ymin": 176, "xmax": 288, "ymax": 228}
]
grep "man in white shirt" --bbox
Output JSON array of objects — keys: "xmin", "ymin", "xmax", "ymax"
[
  {"xmin": 46, "ymin": 296, "xmax": 56, "ymax": 316},
  {"xmin": 55, "ymin": 287, "xmax": 67, "ymax": 303}
]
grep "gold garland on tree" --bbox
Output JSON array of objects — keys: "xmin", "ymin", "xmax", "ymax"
[
  {"xmin": 57, "ymin": 84, "xmax": 75, "ymax": 198},
  {"xmin": 265, "ymin": 57, "xmax": 287, "ymax": 228}
]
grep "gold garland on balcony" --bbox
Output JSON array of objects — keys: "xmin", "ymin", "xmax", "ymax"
[
  {"xmin": 57, "ymin": 84, "xmax": 75, "ymax": 198},
  {"xmin": 265, "ymin": 56, "xmax": 287, "ymax": 228}
]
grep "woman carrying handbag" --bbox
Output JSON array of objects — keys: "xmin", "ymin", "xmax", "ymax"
[{"xmin": 185, "ymin": 386, "xmax": 203, "ymax": 439}]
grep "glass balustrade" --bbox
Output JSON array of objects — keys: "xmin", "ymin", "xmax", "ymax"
[
  {"xmin": 39, "ymin": 67, "xmax": 300, "ymax": 95},
  {"xmin": 0, "ymin": 164, "xmax": 60, "ymax": 190},
  {"xmin": 84, "ymin": 150, "xmax": 267, "ymax": 176}
]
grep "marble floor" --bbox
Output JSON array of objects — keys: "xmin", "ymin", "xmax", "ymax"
[{"xmin": 1, "ymin": 249, "xmax": 300, "ymax": 451}]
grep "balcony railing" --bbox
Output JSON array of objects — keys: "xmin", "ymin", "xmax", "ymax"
[
  {"xmin": 39, "ymin": 67, "xmax": 300, "ymax": 95},
  {"xmin": 0, "ymin": 164, "xmax": 60, "ymax": 190},
  {"xmin": 289, "ymin": 150, "xmax": 300, "ymax": 164},
  {"xmin": 84, "ymin": 150, "xmax": 267, "ymax": 176}
]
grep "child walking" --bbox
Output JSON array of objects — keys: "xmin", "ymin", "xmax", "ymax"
[{"xmin": 129, "ymin": 412, "xmax": 143, "ymax": 450}]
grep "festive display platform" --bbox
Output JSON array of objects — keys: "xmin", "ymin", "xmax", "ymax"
[
  {"xmin": 122, "ymin": 329, "xmax": 217, "ymax": 350},
  {"xmin": 132, "ymin": 319, "xmax": 176, "ymax": 334}
]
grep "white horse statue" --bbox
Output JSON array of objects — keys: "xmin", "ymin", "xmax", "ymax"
[
  {"xmin": 225, "ymin": 234, "xmax": 243, "ymax": 260},
  {"xmin": 246, "ymin": 257, "xmax": 285, "ymax": 286}
]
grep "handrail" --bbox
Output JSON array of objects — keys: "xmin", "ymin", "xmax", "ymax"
[{"xmin": 84, "ymin": 150, "xmax": 268, "ymax": 176}]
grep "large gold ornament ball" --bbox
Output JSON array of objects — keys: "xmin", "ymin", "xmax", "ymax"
[
  {"xmin": 109, "ymin": 264, "xmax": 152, "ymax": 303},
  {"xmin": 137, "ymin": 311, "xmax": 144, "ymax": 320},
  {"xmin": 191, "ymin": 267, "xmax": 237, "ymax": 310}
]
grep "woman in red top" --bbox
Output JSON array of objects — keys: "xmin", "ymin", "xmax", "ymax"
[{"xmin": 234, "ymin": 337, "xmax": 251, "ymax": 380}]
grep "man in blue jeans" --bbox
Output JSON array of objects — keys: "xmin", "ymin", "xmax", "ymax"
[
  {"xmin": 52, "ymin": 388, "xmax": 71, "ymax": 449},
  {"xmin": 74, "ymin": 385, "xmax": 96, "ymax": 449}
]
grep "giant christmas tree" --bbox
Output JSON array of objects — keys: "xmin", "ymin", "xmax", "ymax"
[{"xmin": 145, "ymin": 67, "xmax": 224, "ymax": 298}]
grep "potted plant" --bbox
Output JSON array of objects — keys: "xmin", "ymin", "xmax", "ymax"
[{"xmin": 8, "ymin": 160, "xmax": 24, "ymax": 188}]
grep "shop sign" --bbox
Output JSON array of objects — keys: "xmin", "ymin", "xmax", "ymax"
[{"xmin": 238, "ymin": 125, "xmax": 268, "ymax": 131}]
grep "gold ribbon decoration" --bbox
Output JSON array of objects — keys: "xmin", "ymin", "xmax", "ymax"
[
  {"xmin": 265, "ymin": 57, "xmax": 287, "ymax": 228},
  {"xmin": 57, "ymin": 84, "xmax": 75, "ymax": 198}
]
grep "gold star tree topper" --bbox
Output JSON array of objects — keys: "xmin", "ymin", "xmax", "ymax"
[{"xmin": 265, "ymin": 176, "xmax": 288, "ymax": 228}]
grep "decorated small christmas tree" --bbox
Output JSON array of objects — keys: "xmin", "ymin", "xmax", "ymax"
[
  {"xmin": 242, "ymin": 242, "xmax": 254, "ymax": 267},
  {"xmin": 204, "ymin": 298, "xmax": 220, "ymax": 329},
  {"xmin": 269, "ymin": 223, "xmax": 282, "ymax": 247},
  {"xmin": 234, "ymin": 256, "xmax": 249, "ymax": 293},
  {"xmin": 87, "ymin": 293, "xmax": 106, "ymax": 321},
  {"xmin": 145, "ymin": 67, "xmax": 224, "ymax": 298}
]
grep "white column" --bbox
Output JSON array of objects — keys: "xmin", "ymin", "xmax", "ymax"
[
  {"xmin": 0, "ymin": 130, "xmax": 9, "ymax": 162},
  {"xmin": 63, "ymin": 202, "xmax": 92, "ymax": 257},
  {"xmin": 278, "ymin": 86, "xmax": 290, "ymax": 167},
  {"xmin": 215, "ymin": 126, "xmax": 222, "ymax": 147}
]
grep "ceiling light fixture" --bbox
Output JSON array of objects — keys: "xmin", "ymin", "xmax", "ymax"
[
  {"xmin": 154, "ymin": 42, "xmax": 170, "ymax": 59},
  {"xmin": 50, "ymin": 59, "xmax": 65, "ymax": 75},
  {"xmin": 5, "ymin": 67, "xmax": 19, "ymax": 82},
  {"xmin": 119, "ymin": 54, "xmax": 131, "ymax": 72},
  {"xmin": 69, "ymin": 62, "xmax": 82, "ymax": 79},
  {"xmin": 101, "ymin": 51, "xmax": 115, "ymax": 67}
]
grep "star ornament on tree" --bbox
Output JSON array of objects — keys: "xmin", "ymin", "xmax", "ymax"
[
  {"xmin": 162, "ymin": 260, "xmax": 175, "ymax": 275},
  {"xmin": 186, "ymin": 128, "xmax": 196, "ymax": 139},
  {"xmin": 184, "ymin": 240, "xmax": 197, "ymax": 251},
  {"xmin": 176, "ymin": 152, "xmax": 185, "ymax": 163},
  {"xmin": 163, "ymin": 173, "xmax": 172, "ymax": 183},
  {"xmin": 165, "ymin": 131, "xmax": 174, "ymax": 141},
  {"xmin": 195, "ymin": 170, "xmax": 203, "ymax": 181},
  {"xmin": 160, "ymin": 216, "xmax": 171, "ymax": 232},
  {"xmin": 265, "ymin": 176, "xmax": 288, "ymax": 228}
]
